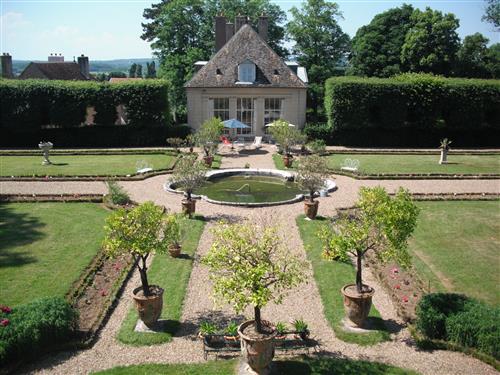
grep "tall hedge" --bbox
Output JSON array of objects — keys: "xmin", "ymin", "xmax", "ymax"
[
  {"xmin": 324, "ymin": 74, "xmax": 500, "ymax": 146},
  {"xmin": 0, "ymin": 79, "xmax": 170, "ymax": 129}
]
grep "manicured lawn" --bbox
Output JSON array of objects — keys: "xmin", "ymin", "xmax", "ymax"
[
  {"xmin": 0, "ymin": 202, "xmax": 109, "ymax": 306},
  {"xmin": 296, "ymin": 216, "xmax": 390, "ymax": 345},
  {"xmin": 325, "ymin": 154, "xmax": 500, "ymax": 175},
  {"xmin": 409, "ymin": 201, "xmax": 500, "ymax": 306},
  {"xmin": 0, "ymin": 153, "xmax": 177, "ymax": 176},
  {"xmin": 117, "ymin": 215, "xmax": 205, "ymax": 346},
  {"xmin": 93, "ymin": 357, "xmax": 418, "ymax": 375}
]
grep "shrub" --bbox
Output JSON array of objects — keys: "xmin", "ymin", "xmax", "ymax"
[
  {"xmin": 0, "ymin": 297, "xmax": 78, "ymax": 366},
  {"xmin": 303, "ymin": 122, "xmax": 332, "ymax": 142},
  {"xmin": 306, "ymin": 139, "xmax": 327, "ymax": 155},
  {"xmin": 106, "ymin": 181, "xmax": 131, "ymax": 205}
]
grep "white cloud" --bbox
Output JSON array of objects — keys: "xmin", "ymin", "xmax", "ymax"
[{"xmin": 1, "ymin": 12, "xmax": 31, "ymax": 30}]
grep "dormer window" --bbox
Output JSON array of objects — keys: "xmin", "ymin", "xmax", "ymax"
[{"xmin": 238, "ymin": 59, "xmax": 256, "ymax": 83}]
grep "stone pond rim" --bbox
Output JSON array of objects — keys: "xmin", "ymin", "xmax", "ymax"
[{"xmin": 164, "ymin": 168, "xmax": 337, "ymax": 207}]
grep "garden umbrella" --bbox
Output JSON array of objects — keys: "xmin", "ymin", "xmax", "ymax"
[{"xmin": 223, "ymin": 119, "xmax": 250, "ymax": 149}]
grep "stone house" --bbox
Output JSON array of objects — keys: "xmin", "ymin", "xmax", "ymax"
[{"xmin": 185, "ymin": 15, "xmax": 308, "ymax": 138}]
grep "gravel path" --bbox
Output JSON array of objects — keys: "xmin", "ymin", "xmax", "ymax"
[{"xmin": 13, "ymin": 150, "xmax": 500, "ymax": 375}]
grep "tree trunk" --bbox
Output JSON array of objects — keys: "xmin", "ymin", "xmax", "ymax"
[
  {"xmin": 356, "ymin": 251, "xmax": 363, "ymax": 294},
  {"xmin": 139, "ymin": 256, "xmax": 150, "ymax": 297},
  {"xmin": 254, "ymin": 306, "xmax": 262, "ymax": 333},
  {"xmin": 186, "ymin": 191, "xmax": 192, "ymax": 201},
  {"xmin": 309, "ymin": 190, "xmax": 314, "ymax": 203}
]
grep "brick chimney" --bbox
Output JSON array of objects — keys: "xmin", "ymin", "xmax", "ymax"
[
  {"xmin": 215, "ymin": 14, "xmax": 226, "ymax": 52},
  {"xmin": 225, "ymin": 22, "xmax": 234, "ymax": 43},
  {"xmin": 77, "ymin": 54, "xmax": 90, "ymax": 79},
  {"xmin": 258, "ymin": 14, "xmax": 268, "ymax": 42},
  {"xmin": 235, "ymin": 14, "xmax": 247, "ymax": 33},
  {"xmin": 1, "ymin": 53, "xmax": 13, "ymax": 78}
]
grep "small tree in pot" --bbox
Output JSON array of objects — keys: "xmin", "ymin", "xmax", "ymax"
[
  {"xmin": 269, "ymin": 119, "xmax": 305, "ymax": 168},
  {"xmin": 322, "ymin": 187, "xmax": 419, "ymax": 327},
  {"xmin": 194, "ymin": 117, "xmax": 223, "ymax": 167},
  {"xmin": 102, "ymin": 202, "xmax": 170, "ymax": 328},
  {"xmin": 296, "ymin": 155, "xmax": 330, "ymax": 220},
  {"xmin": 202, "ymin": 221, "xmax": 306, "ymax": 374},
  {"xmin": 439, "ymin": 138, "xmax": 452, "ymax": 164},
  {"xmin": 164, "ymin": 213, "xmax": 184, "ymax": 257},
  {"xmin": 169, "ymin": 155, "xmax": 206, "ymax": 216},
  {"xmin": 166, "ymin": 137, "xmax": 183, "ymax": 153}
]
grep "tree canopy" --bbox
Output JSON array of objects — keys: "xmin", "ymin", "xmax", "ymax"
[
  {"xmin": 456, "ymin": 33, "xmax": 491, "ymax": 78},
  {"xmin": 482, "ymin": 0, "xmax": 500, "ymax": 30}
]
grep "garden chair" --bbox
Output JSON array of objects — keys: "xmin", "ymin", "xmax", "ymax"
[
  {"xmin": 252, "ymin": 136, "xmax": 262, "ymax": 149},
  {"xmin": 340, "ymin": 158, "xmax": 359, "ymax": 173}
]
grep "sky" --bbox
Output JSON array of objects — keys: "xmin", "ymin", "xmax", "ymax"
[{"xmin": 0, "ymin": 0, "xmax": 498, "ymax": 61}]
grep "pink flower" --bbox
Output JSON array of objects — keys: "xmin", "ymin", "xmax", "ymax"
[
  {"xmin": 394, "ymin": 284, "xmax": 401, "ymax": 290},
  {"xmin": 0, "ymin": 306, "xmax": 12, "ymax": 314},
  {"xmin": 100, "ymin": 289, "xmax": 107, "ymax": 297},
  {"xmin": 402, "ymin": 296, "xmax": 409, "ymax": 303},
  {"xmin": 0, "ymin": 319, "xmax": 9, "ymax": 327},
  {"xmin": 391, "ymin": 267, "xmax": 399, "ymax": 274}
]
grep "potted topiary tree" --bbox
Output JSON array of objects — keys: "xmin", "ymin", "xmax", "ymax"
[
  {"xmin": 102, "ymin": 202, "xmax": 171, "ymax": 329},
  {"xmin": 322, "ymin": 187, "xmax": 419, "ymax": 327},
  {"xmin": 202, "ymin": 222, "xmax": 306, "ymax": 375},
  {"xmin": 194, "ymin": 117, "xmax": 223, "ymax": 167},
  {"xmin": 268, "ymin": 119, "xmax": 305, "ymax": 168},
  {"xmin": 439, "ymin": 138, "xmax": 452, "ymax": 164},
  {"xmin": 164, "ymin": 213, "xmax": 183, "ymax": 257},
  {"xmin": 295, "ymin": 155, "xmax": 330, "ymax": 220},
  {"xmin": 166, "ymin": 137, "xmax": 184, "ymax": 154},
  {"xmin": 169, "ymin": 155, "xmax": 206, "ymax": 216}
]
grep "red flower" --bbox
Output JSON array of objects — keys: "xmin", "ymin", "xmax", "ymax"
[
  {"xmin": 402, "ymin": 296, "xmax": 409, "ymax": 303},
  {"xmin": 100, "ymin": 290, "xmax": 107, "ymax": 297},
  {"xmin": 394, "ymin": 284, "xmax": 401, "ymax": 290},
  {"xmin": 0, "ymin": 319, "xmax": 9, "ymax": 327},
  {"xmin": 0, "ymin": 306, "xmax": 12, "ymax": 314}
]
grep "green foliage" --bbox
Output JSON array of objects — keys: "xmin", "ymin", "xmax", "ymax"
[
  {"xmin": 324, "ymin": 75, "xmax": 500, "ymax": 133},
  {"xmin": 295, "ymin": 154, "xmax": 329, "ymax": 200},
  {"xmin": 194, "ymin": 117, "xmax": 223, "ymax": 157},
  {"xmin": 456, "ymin": 33, "xmax": 492, "ymax": 78},
  {"xmin": 401, "ymin": 8, "xmax": 460, "ymax": 75},
  {"xmin": 145, "ymin": 61, "xmax": 157, "ymax": 78},
  {"xmin": 199, "ymin": 321, "xmax": 218, "ymax": 335},
  {"xmin": 169, "ymin": 154, "xmax": 207, "ymax": 200},
  {"xmin": 275, "ymin": 322, "xmax": 287, "ymax": 335},
  {"xmin": 0, "ymin": 297, "xmax": 77, "ymax": 366},
  {"xmin": 292, "ymin": 319, "xmax": 308, "ymax": 333},
  {"xmin": 349, "ymin": 4, "xmax": 415, "ymax": 77},
  {"xmin": 268, "ymin": 119, "xmax": 306, "ymax": 155},
  {"xmin": 286, "ymin": 0, "xmax": 350, "ymax": 116},
  {"xmin": 416, "ymin": 293, "xmax": 500, "ymax": 359},
  {"xmin": 166, "ymin": 137, "xmax": 183, "ymax": 151},
  {"xmin": 201, "ymin": 222, "xmax": 306, "ymax": 328},
  {"xmin": 129, "ymin": 63, "xmax": 137, "ymax": 78},
  {"xmin": 224, "ymin": 321, "xmax": 239, "ymax": 336},
  {"xmin": 106, "ymin": 180, "xmax": 131, "ymax": 205},
  {"xmin": 306, "ymin": 139, "xmax": 326, "ymax": 155},
  {"xmin": 0, "ymin": 79, "xmax": 170, "ymax": 129},
  {"xmin": 163, "ymin": 214, "xmax": 183, "ymax": 247},
  {"xmin": 482, "ymin": 0, "xmax": 500, "ymax": 30}
]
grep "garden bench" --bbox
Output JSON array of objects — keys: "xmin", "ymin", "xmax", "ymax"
[{"xmin": 340, "ymin": 158, "xmax": 360, "ymax": 173}]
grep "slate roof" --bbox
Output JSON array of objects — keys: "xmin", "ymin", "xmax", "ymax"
[
  {"xmin": 185, "ymin": 24, "xmax": 306, "ymax": 89},
  {"xmin": 19, "ymin": 62, "xmax": 89, "ymax": 80}
]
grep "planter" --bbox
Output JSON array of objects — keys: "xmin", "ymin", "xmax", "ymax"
[
  {"xmin": 181, "ymin": 198, "xmax": 196, "ymax": 216},
  {"xmin": 238, "ymin": 320, "xmax": 277, "ymax": 375},
  {"xmin": 341, "ymin": 284, "xmax": 375, "ymax": 327},
  {"xmin": 283, "ymin": 155, "xmax": 293, "ymax": 168},
  {"xmin": 203, "ymin": 155, "xmax": 214, "ymax": 167},
  {"xmin": 132, "ymin": 285, "xmax": 164, "ymax": 329},
  {"xmin": 304, "ymin": 200, "xmax": 319, "ymax": 220},
  {"xmin": 168, "ymin": 243, "xmax": 181, "ymax": 258},
  {"xmin": 224, "ymin": 335, "xmax": 241, "ymax": 348},
  {"xmin": 439, "ymin": 149, "xmax": 448, "ymax": 164}
]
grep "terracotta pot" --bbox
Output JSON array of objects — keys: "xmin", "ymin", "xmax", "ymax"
[
  {"xmin": 283, "ymin": 155, "xmax": 293, "ymax": 168},
  {"xmin": 168, "ymin": 243, "xmax": 181, "ymax": 258},
  {"xmin": 132, "ymin": 285, "xmax": 164, "ymax": 329},
  {"xmin": 238, "ymin": 320, "xmax": 276, "ymax": 375},
  {"xmin": 181, "ymin": 199, "xmax": 196, "ymax": 216},
  {"xmin": 304, "ymin": 200, "xmax": 319, "ymax": 219},
  {"xmin": 203, "ymin": 155, "xmax": 214, "ymax": 167},
  {"xmin": 341, "ymin": 284, "xmax": 375, "ymax": 327}
]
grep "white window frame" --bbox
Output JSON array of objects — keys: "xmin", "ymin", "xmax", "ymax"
[
  {"xmin": 264, "ymin": 98, "xmax": 283, "ymax": 125},
  {"xmin": 238, "ymin": 60, "xmax": 256, "ymax": 83},
  {"xmin": 237, "ymin": 97, "xmax": 255, "ymax": 135},
  {"xmin": 211, "ymin": 97, "xmax": 230, "ymax": 134}
]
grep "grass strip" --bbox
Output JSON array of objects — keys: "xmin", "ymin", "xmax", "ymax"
[
  {"xmin": 296, "ymin": 215, "xmax": 390, "ymax": 345},
  {"xmin": 117, "ymin": 215, "xmax": 205, "ymax": 346}
]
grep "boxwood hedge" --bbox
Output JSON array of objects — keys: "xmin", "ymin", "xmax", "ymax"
[{"xmin": 324, "ymin": 74, "xmax": 500, "ymax": 146}]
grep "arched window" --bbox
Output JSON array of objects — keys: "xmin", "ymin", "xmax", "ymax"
[{"xmin": 238, "ymin": 60, "xmax": 256, "ymax": 83}]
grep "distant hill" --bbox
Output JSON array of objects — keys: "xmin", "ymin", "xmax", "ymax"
[{"xmin": 12, "ymin": 58, "xmax": 159, "ymax": 75}]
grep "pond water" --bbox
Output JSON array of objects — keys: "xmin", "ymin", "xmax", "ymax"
[{"xmin": 194, "ymin": 175, "xmax": 305, "ymax": 203}]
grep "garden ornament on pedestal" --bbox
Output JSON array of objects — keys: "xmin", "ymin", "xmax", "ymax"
[
  {"xmin": 295, "ymin": 155, "xmax": 330, "ymax": 220},
  {"xmin": 439, "ymin": 138, "xmax": 452, "ymax": 164},
  {"xmin": 202, "ymin": 221, "xmax": 306, "ymax": 375},
  {"xmin": 38, "ymin": 141, "xmax": 53, "ymax": 165},
  {"xmin": 321, "ymin": 187, "xmax": 419, "ymax": 327}
]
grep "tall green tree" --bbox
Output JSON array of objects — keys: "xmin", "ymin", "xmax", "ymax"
[
  {"xmin": 286, "ymin": 0, "xmax": 350, "ymax": 119},
  {"xmin": 136, "ymin": 64, "xmax": 143, "ymax": 78},
  {"xmin": 401, "ymin": 8, "xmax": 460, "ymax": 75},
  {"xmin": 128, "ymin": 63, "xmax": 137, "ymax": 78},
  {"xmin": 456, "ymin": 33, "xmax": 491, "ymax": 77},
  {"xmin": 146, "ymin": 61, "xmax": 157, "ymax": 78},
  {"xmin": 349, "ymin": 4, "xmax": 414, "ymax": 77},
  {"xmin": 141, "ymin": 0, "xmax": 288, "ymax": 121},
  {"xmin": 482, "ymin": 0, "xmax": 500, "ymax": 30},
  {"xmin": 485, "ymin": 43, "xmax": 500, "ymax": 78}
]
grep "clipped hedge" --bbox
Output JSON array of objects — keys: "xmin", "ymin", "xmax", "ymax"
[
  {"xmin": 0, "ymin": 79, "xmax": 170, "ymax": 129},
  {"xmin": 416, "ymin": 293, "xmax": 500, "ymax": 359},
  {"xmin": 324, "ymin": 74, "xmax": 500, "ymax": 146},
  {"xmin": 0, "ymin": 297, "xmax": 78, "ymax": 366}
]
